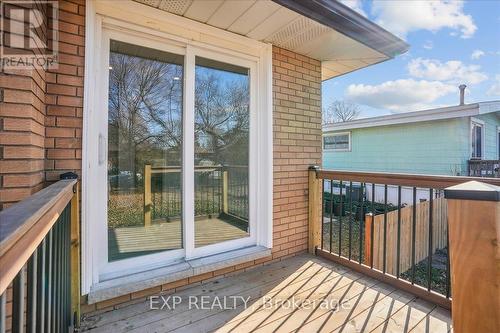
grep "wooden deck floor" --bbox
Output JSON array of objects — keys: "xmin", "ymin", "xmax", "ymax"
[
  {"xmin": 81, "ymin": 254, "xmax": 451, "ymax": 333},
  {"xmin": 109, "ymin": 218, "xmax": 249, "ymax": 261}
]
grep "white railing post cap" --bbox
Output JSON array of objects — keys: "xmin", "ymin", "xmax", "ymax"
[{"xmin": 444, "ymin": 180, "xmax": 500, "ymax": 201}]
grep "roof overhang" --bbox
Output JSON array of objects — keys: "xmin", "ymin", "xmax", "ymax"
[
  {"xmin": 133, "ymin": 0, "xmax": 408, "ymax": 81},
  {"xmin": 323, "ymin": 101, "xmax": 500, "ymax": 132}
]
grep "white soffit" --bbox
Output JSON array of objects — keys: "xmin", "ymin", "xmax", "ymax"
[{"xmin": 134, "ymin": 0, "xmax": 390, "ymax": 80}]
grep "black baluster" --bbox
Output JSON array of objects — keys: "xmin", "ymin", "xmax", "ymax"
[
  {"xmin": 446, "ymin": 219, "xmax": 451, "ymax": 298},
  {"xmin": 329, "ymin": 180, "xmax": 334, "ymax": 253},
  {"xmin": 27, "ymin": 248, "xmax": 38, "ymax": 333},
  {"xmin": 348, "ymin": 181, "xmax": 353, "ymax": 260},
  {"xmin": 339, "ymin": 180, "xmax": 343, "ymax": 256},
  {"xmin": 370, "ymin": 183, "xmax": 375, "ymax": 269},
  {"xmin": 428, "ymin": 189, "xmax": 434, "ymax": 291},
  {"xmin": 12, "ymin": 266, "xmax": 25, "ymax": 333},
  {"xmin": 411, "ymin": 187, "xmax": 417, "ymax": 284},
  {"xmin": 45, "ymin": 229, "xmax": 53, "ymax": 332},
  {"xmin": 321, "ymin": 179, "xmax": 325, "ymax": 250},
  {"xmin": 51, "ymin": 223, "xmax": 58, "ymax": 333},
  {"xmin": 359, "ymin": 183, "xmax": 365, "ymax": 264},
  {"xmin": 396, "ymin": 186, "xmax": 402, "ymax": 278},
  {"xmin": 66, "ymin": 207, "xmax": 71, "ymax": 330},
  {"xmin": 383, "ymin": 184, "xmax": 388, "ymax": 273}
]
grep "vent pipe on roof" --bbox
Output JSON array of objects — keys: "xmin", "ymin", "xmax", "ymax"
[{"xmin": 459, "ymin": 84, "xmax": 466, "ymax": 105}]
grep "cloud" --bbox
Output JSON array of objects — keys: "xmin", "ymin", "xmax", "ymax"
[
  {"xmin": 487, "ymin": 75, "xmax": 500, "ymax": 96},
  {"xmin": 345, "ymin": 79, "xmax": 456, "ymax": 112},
  {"xmin": 339, "ymin": 0, "xmax": 367, "ymax": 17},
  {"xmin": 408, "ymin": 58, "xmax": 488, "ymax": 85},
  {"xmin": 371, "ymin": 0, "xmax": 477, "ymax": 39},
  {"xmin": 471, "ymin": 50, "xmax": 485, "ymax": 60},
  {"xmin": 423, "ymin": 40, "xmax": 433, "ymax": 50}
]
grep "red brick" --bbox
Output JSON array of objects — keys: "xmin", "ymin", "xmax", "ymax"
[
  {"xmin": 46, "ymin": 127, "xmax": 75, "ymax": 138},
  {"xmin": 54, "ymin": 159, "xmax": 81, "ymax": 170},
  {"xmin": 47, "ymin": 83, "xmax": 77, "ymax": 96},
  {"xmin": 47, "ymin": 149, "xmax": 75, "ymax": 159},
  {"xmin": 57, "ymin": 117, "xmax": 82, "ymax": 128}
]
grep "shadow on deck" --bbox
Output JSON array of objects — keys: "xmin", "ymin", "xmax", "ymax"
[{"xmin": 80, "ymin": 254, "xmax": 451, "ymax": 332}]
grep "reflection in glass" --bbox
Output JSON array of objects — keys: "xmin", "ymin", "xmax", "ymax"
[
  {"xmin": 107, "ymin": 40, "xmax": 183, "ymax": 261},
  {"xmin": 194, "ymin": 57, "xmax": 250, "ymax": 247}
]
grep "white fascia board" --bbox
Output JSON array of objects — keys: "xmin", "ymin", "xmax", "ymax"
[
  {"xmin": 324, "ymin": 100, "xmax": 500, "ymax": 133},
  {"xmin": 478, "ymin": 101, "xmax": 500, "ymax": 114}
]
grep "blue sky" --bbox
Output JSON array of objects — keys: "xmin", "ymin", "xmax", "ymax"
[{"xmin": 322, "ymin": 0, "xmax": 500, "ymax": 118}]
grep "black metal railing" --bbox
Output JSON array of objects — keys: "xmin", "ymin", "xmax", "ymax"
[
  {"xmin": 0, "ymin": 178, "xmax": 79, "ymax": 333},
  {"xmin": 468, "ymin": 159, "xmax": 500, "ymax": 177},
  {"xmin": 148, "ymin": 165, "xmax": 249, "ymax": 222},
  {"xmin": 313, "ymin": 168, "xmax": 500, "ymax": 309},
  {"xmin": 226, "ymin": 165, "xmax": 249, "ymax": 220}
]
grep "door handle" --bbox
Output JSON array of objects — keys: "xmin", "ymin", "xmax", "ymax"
[{"xmin": 98, "ymin": 133, "xmax": 106, "ymax": 166}]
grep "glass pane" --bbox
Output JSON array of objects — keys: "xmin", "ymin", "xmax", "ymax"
[
  {"xmin": 194, "ymin": 56, "xmax": 250, "ymax": 247},
  {"xmin": 107, "ymin": 40, "xmax": 183, "ymax": 261},
  {"xmin": 324, "ymin": 135, "xmax": 349, "ymax": 150},
  {"xmin": 472, "ymin": 124, "xmax": 482, "ymax": 158},
  {"xmin": 475, "ymin": 126, "xmax": 482, "ymax": 158}
]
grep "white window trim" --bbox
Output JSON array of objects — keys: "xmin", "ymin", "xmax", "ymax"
[
  {"xmin": 82, "ymin": 0, "xmax": 273, "ymax": 295},
  {"xmin": 323, "ymin": 132, "xmax": 352, "ymax": 152},
  {"xmin": 497, "ymin": 126, "xmax": 500, "ymax": 159},
  {"xmin": 470, "ymin": 117, "xmax": 485, "ymax": 159}
]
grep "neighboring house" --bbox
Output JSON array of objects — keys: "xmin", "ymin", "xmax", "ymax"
[
  {"xmin": 323, "ymin": 101, "xmax": 500, "ymax": 177},
  {"xmin": 0, "ymin": 0, "xmax": 408, "ymax": 320}
]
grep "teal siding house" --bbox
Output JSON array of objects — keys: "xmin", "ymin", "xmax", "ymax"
[{"xmin": 323, "ymin": 101, "xmax": 500, "ymax": 176}]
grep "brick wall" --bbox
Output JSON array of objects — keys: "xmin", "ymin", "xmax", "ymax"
[
  {"xmin": 81, "ymin": 46, "xmax": 322, "ymax": 314},
  {"xmin": 271, "ymin": 46, "xmax": 322, "ymax": 257},
  {"xmin": 0, "ymin": 0, "xmax": 84, "ymax": 209},
  {"xmin": 45, "ymin": 0, "xmax": 85, "ymax": 182},
  {"xmin": 0, "ymin": 2, "xmax": 47, "ymax": 209}
]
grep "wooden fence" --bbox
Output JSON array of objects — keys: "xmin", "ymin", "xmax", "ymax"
[{"xmin": 365, "ymin": 196, "xmax": 448, "ymax": 276}]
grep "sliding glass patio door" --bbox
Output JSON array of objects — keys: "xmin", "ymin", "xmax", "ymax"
[
  {"xmin": 106, "ymin": 40, "xmax": 184, "ymax": 262},
  {"xmin": 95, "ymin": 28, "xmax": 256, "ymax": 275}
]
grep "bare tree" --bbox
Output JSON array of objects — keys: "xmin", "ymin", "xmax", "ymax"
[
  {"xmin": 323, "ymin": 100, "xmax": 361, "ymax": 124},
  {"xmin": 195, "ymin": 71, "xmax": 249, "ymax": 165}
]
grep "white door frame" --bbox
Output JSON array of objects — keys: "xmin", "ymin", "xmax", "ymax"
[{"xmin": 82, "ymin": 1, "xmax": 273, "ymax": 294}]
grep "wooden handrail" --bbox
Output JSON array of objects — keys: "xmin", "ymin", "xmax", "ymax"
[
  {"xmin": 0, "ymin": 179, "xmax": 76, "ymax": 294},
  {"xmin": 316, "ymin": 169, "xmax": 500, "ymax": 188}
]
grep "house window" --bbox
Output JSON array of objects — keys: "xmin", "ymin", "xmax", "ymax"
[
  {"xmin": 323, "ymin": 132, "xmax": 351, "ymax": 151},
  {"xmin": 471, "ymin": 119, "xmax": 484, "ymax": 159}
]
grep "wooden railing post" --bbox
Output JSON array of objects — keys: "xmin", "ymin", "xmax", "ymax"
[
  {"xmin": 444, "ymin": 181, "xmax": 500, "ymax": 333},
  {"xmin": 144, "ymin": 164, "xmax": 152, "ymax": 226},
  {"xmin": 308, "ymin": 166, "xmax": 322, "ymax": 254},
  {"xmin": 364, "ymin": 213, "xmax": 373, "ymax": 266},
  {"xmin": 222, "ymin": 170, "xmax": 229, "ymax": 214},
  {"xmin": 70, "ymin": 182, "xmax": 81, "ymax": 327}
]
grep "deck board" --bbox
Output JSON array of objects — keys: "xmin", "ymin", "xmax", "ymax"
[{"xmin": 81, "ymin": 254, "xmax": 451, "ymax": 333}]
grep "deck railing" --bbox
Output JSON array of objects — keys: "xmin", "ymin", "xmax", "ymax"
[
  {"xmin": 308, "ymin": 167, "xmax": 500, "ymax": 310},
  {"xmin": 143, "ymin": 165, "xmax": 249, "ymax": 224},
  {"xmin": 468, "ymin": 159, "xmax": 500, "ymax": 177},
  {"xmin": 0, "ymin": 176, "xmax": 80, "ymax": 333}
]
